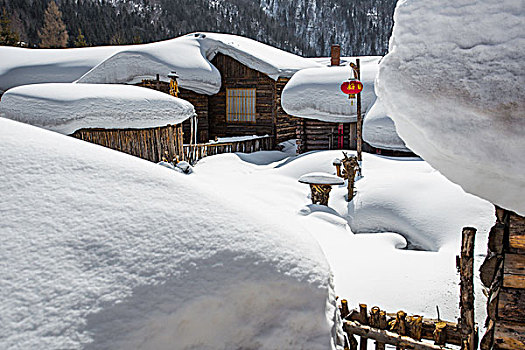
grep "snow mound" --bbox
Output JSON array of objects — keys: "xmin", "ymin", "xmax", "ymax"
[
  {"xmin": 0, "ymin": 83, "xmax": 195, "ymax": 134},
  {"xmin": 192, "ymin": 149, "xmax": 495, "ymax": 321},
  {"xmin": 363, "ymin": 98, "xmax": 410, "ymax": 152},
  {"xmin": 281, "ymin": 57, "xmax": 381, "ymax": 122},
  {"xmin": 0, "ymin": 45, "xmax": 122, "ymax": 93},
  {"xmin": 299, "ymin": 172, "xmax": 345, "ymax": 185},
  {"xmin": 77, "ymin": 32, "xmax": 322, "ymax": 94},
  {"xmin": 376, "ymin": 0, "xmax": 525, "ymax": 214},
  {"xmin": 0, "ymin": 117, "xmax": 339, "ymax": 349},
  {"xmin": 273, "ymin": 151, "xmax": 493, "ymax": 252}
]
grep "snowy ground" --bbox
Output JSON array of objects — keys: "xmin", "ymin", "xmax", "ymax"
[
  {"xmin": 191, "ymin": 144, "xmax": 495, "ymax": 327},
  {"xmin": 0, "ymin": 120, "xmax": 339, "ymax": 350},
  {"xmin": 1, "ymin": 116, "xmax": 496, "ymax": 349}
]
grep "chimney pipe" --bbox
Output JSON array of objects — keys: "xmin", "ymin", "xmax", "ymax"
[{"xmin": 330, "ymin": 45, "xmax": 341, "ymax": 66}]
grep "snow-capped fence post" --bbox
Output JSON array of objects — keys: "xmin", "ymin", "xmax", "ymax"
[
  {"xmin": 457, "ymin": 227, "xmax": 478, "ymax": 350},
  {"xmin": 359, "ymin": 304, "xmax": 369, "ymax": 350}
]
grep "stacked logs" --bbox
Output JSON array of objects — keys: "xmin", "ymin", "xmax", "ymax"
[{"xmin": 480, "ymin": 208, "xmax": 525, "ymax": 350}]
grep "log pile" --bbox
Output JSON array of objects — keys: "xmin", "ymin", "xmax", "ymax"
[
  {"xmin": 71, "ymin": 124, "xmax": 184, "ymax": 163},
  {"xmin": 480, "ymin": 208, "xmax": 525, "ymax": 350}
]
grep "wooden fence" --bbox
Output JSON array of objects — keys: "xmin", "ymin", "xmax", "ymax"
[
  {"xmin": 71, "ymin": 124, "xmax": 184, "ymax": 164},
  {"xmin": 339, "ymin": 302, "xmax": 468, "ymax": 350},
  {"xmin": 183, "ymin": 135, "xmax": 273, "ymax": 164},
  {"xmin": 339, "ymin": 227, "xmax": 478, "ymax": 350}
]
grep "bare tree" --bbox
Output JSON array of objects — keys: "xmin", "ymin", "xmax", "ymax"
[{"xmin": 38, "ymin": 1, "xmax": 68, "ymax": 48}]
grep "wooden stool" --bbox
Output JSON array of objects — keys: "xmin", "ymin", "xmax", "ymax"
[{"xmin": 299, "ymin": 172, "xmax": 344, "ymax": 206}]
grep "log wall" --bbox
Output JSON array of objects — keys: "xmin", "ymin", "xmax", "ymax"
[
  {"xmin": 208, "ymin": 53, "xmax": 275, "ymax": 144},
  {"xmin": 136, "ymin": 80, "xmax": 209, "ymax": 143},
  {"xmin": 70, "ymin": 124, "xmax": 184, "ymax": 163},
  {"xmin": 296, "ymin": 119, "xmax": 357, "ymax": 153},
  {"xmin": 275, "ymin": 77, "xmax": 300, "ymax": 144},
  {"xmin": 480, "ymin": 208, "xmax": 525, "ymax": 350}
]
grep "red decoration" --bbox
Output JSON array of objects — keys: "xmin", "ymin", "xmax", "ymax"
[{"xmin": 340, "ymin": 80, "xmax": 363, "ymax": 95}]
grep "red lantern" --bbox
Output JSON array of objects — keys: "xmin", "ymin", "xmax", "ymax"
[{"xmin": 340, "ymin": 79, "xmax": 363, "ymax": 95}]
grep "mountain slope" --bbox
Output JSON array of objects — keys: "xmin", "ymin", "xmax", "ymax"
[{"xmin": 2, "ymin": 0, "xmax": 397, "ymax": 56}]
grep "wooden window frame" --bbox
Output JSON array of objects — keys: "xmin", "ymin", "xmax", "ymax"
[{"xmin": 226, "ymin": 88, "xmax": 257, "ymax": 123}]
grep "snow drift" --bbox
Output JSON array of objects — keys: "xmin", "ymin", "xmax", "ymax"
[
  {"xmin": 193, "ymin": 149, "xmax": 495, "ymax": 321},
  {"xmin": 377, "ymin": 0, "xmax": 525, "ymax": 214},
  {"xmin": 281, "ymin": 57, "xmax": 381, "ymax": 122},
  {"xmin": 0, "ymin": 117, "xmax": 339, "ymax": 349},
  {"xmin": 363, "ymin": 98, "xmax": 409, "ymax": 152},
  {"xmin": 0, "ymin": 83, "xmax": 195, "ymax": 134}
]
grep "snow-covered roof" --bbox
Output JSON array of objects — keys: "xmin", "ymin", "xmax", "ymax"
[
  {"xmin": 363, "ymin": 98, "xmax": 410, "ymax": 152},
  {"xmin": 77, "ymin": 32, "xmax": 323, "ymax": 95},
  {"xmin": 377, "ymin": 0, "xmax": 525, "ymax": 215},
  {"xmin": 0, "ymin": 33, "xmax": 322, "ymax": 96},
  {"xmin": 281, "ymin": 56, "xmax": 381, "ymax": 123},
  {"xmin": 0, "ymin": 45, "xmax": 122, "ymax": 94},
  {"xmin": 0, "ymin": 83, "xmax": 195, "ymax": 134},
  {"xmin": 0, "ymin": 117, "xmax": 337, "ymax": 349}
]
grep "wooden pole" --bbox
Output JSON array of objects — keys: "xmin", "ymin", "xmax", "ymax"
[
  {"xmin": 458, "ymin": 227, "xmax": 477, "ymax": 350},
  {"xmin": 356, "ymin": 58, "xmax": 362, "ymax": 162},
  {"xmin": 359, "ymin": 304, "xmax": 369, "ymax": 350},
  {"xmin": 396, "ymin": 311, "xmax": 407, "ymax": 350},
  {"xmin": 341, "ymin": 299, "xmax": 350, "ymax": 319}
]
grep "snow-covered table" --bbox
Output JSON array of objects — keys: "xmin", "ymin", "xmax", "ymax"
[{"xmin": 299, "ymin": 172, "xmax": 344, "ymax": 206}]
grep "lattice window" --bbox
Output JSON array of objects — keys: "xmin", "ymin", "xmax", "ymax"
[{"xmin": 226, "ymin": 88, "xmax": 256, "ymax": 123}]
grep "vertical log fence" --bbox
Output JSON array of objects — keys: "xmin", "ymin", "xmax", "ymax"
[
  {"xmin": 71, "ymin": 127, "xmax": 273, "ymax": 165},
  {"xmin": 183, "ymin": 135, "xmax": 273, "ymax": 164}
]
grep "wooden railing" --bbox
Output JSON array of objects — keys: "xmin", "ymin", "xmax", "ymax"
[
  {"xmin": 339, "ymin": 228, "xmax": 478, "ymax": 350},
  {"xmin": 183, "ymin": 135, "xmax": 273, "ymax": 163},
  {"xmin": 339, "ymin": 301, "xmax": 469, "ymax": 350}
]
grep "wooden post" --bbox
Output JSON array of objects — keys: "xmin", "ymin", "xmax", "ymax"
[
  {"xmin": 356, "ymin": 58, "xmax": 362, "ymax": 163},
  {"xmin": 396, "ymin": 311, "xmax": 407, "ymax": 350},
  {"xmin": 370, "ymin": 307, "xmax": 386, "ymax": 350},
  {"xmin": 341, "ymin": 299, "xmax": 350, "ymax": 319},
  {"xmin": 458, "ymin": 227, "xmax": 477, "ymax": 350},
  {"xmin": 434, "ymin": 322, "xmax": 448, "ymax": 346},
  {"xmin": 359, "ymin": 304, "xmax": 369, "ymax": 350}
]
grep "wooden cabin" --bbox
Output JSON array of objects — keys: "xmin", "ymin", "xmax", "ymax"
[
  {"xmin": 480, "ymin": 208, "xmax": 525, "ymax": 349},
  {"xmin": 137, "ymin": 53, "xmax": 298, "ymax": 148},
  {"xmin": 137, "ymin": 46, "xmax": 413, "ymax": 157}
]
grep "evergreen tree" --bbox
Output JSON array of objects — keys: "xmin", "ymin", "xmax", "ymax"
[
  {"xmin": 38, "ymin": 1, "xmax": 68, "ymax": 48},
  {"xmin": 0, "ymin": 8, "xmax": 20, "ymax": 46},
  {"xmin": 74, "ymin": 28, "xmax": 87, "ymax": 47}
]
